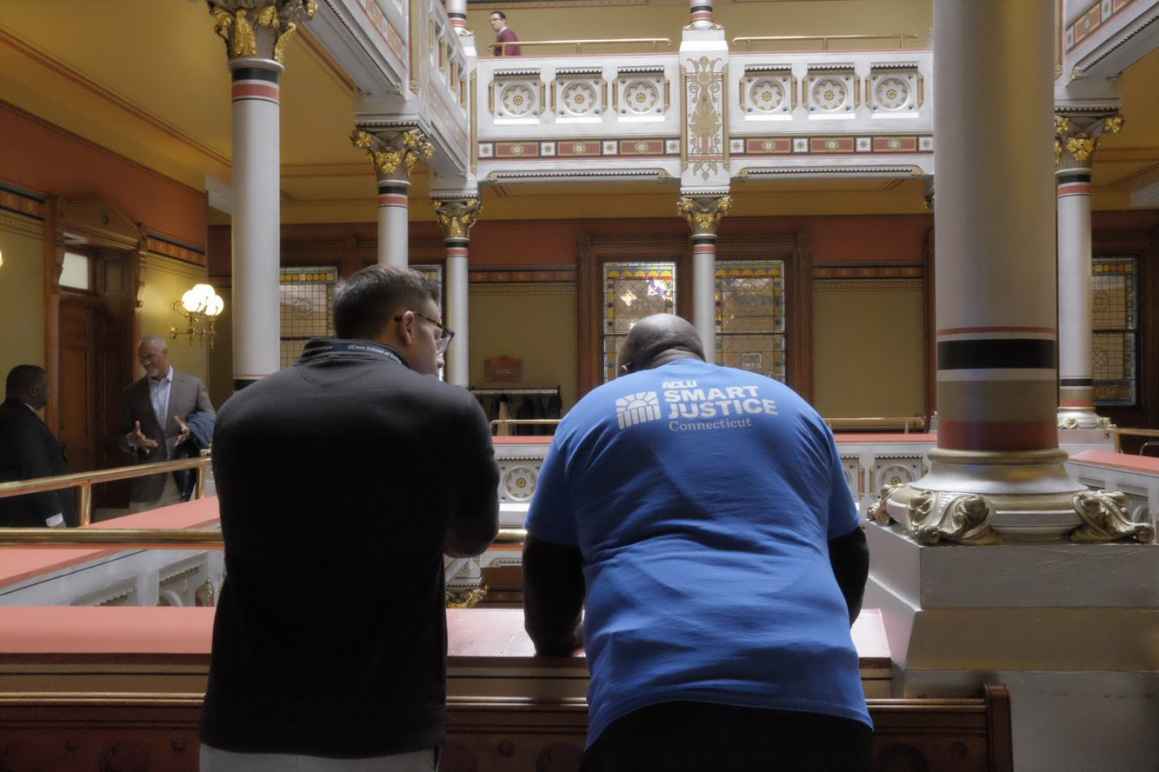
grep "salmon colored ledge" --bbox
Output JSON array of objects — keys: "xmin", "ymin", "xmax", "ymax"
[
  {"xmin": 0, "ymin": 606, "xmax": 890, "ymax": 668},
  {"xmin": 0, "ymin": 497, "xmax": 220, "ymax": 590}
]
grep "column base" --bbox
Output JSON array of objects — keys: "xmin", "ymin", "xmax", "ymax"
[
  {"xmin": 1058, "ymin": 406, "xmax": 1110, "ymax": 430},
  {"xmin": 868, "ymin": 448, "xmax": 1154, "ymax": 544}
]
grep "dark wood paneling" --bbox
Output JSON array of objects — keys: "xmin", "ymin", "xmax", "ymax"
[{"xmin": 0, "ymin": 688, "xmax": 1014, "ymax": 772}]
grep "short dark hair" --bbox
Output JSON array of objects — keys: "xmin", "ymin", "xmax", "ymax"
[
  {"xmin": 490, "ymin": 10, "xmax": 506, "ymax": 19},
  {"xmin": 333, "ymin": 266, "xmax": 438, "ymax": 340},
  {"xmin": 6, "ymin": 365, "xmax": 46, "ymax": 398}
]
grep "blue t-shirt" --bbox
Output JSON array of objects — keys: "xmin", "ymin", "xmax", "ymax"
[{"xmin": 525, "ymin": 359, "xmax": 870, "ymax": 744}]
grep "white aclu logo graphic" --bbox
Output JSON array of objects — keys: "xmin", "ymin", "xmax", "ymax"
[{"xmin": 616, "ymin": 391, "xmax": 662, "ymax": 429}]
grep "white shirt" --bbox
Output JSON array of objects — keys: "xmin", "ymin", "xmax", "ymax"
[{"xmin": 149, "ymin": 366, "xmax": 174, "ymax": 429}]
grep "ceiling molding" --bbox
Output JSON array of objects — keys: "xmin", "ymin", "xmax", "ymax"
[{"xmin": 0, "ymin": 24, "xmax": 231, "ymax": 169}]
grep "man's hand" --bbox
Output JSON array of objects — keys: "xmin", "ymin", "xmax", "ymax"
[
  {"xmin": 127, "ymin": 420, "xmax": 159, "ymax": 450},
  {"xmin": 175, "ymin": 416, "xmax": 191, "ymax": 446}
]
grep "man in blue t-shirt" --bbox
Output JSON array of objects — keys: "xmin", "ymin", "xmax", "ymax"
[{"xmin": 524, "ymin": 314, "xmax": 872, "ymax": 772}]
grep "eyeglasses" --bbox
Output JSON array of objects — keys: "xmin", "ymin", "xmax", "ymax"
[{"xmin": 395, "ymin": 311, "xmax": 455, "ymax": 354}]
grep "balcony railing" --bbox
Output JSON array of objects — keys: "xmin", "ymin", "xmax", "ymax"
[
  {"xmin": 732, "ymin": 34, "xmax": 923, "ymax": 52},
  {"xmin": 495, "ymin": 38, "xmax": 674, "ymax": 55}
]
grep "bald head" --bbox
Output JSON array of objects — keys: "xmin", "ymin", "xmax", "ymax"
[{"xmin": 616, "ymin": 314, "xmax": 705, "ymax": 376}]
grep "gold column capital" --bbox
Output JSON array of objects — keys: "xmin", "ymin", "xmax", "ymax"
[
  {"xmin": 1053, "ymin": 111, "xmax": 1123, "ymax": 168},
  {"xmin": 433, "ymin": 198, "xmax": 483, "ymax": 241},
  {"xmin": 208, "ymin": 1, "xmax": 317, "ymax": 64},
  {"xmin": 351, "ymin": 128, "xmax": 435, "ymax": 183},
  {"xmin": 678, "ymin": 194, "xmax": 731, "ymax": 237}
]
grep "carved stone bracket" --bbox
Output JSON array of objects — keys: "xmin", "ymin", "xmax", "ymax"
[
  {"xmin": 1054, "ymin": 111, "xmax": 1123, "ymax": 168},
  {"xmin": 1071, "ymin": 491, "xmax": 1156, "ymax": 544},
  {"xmin": 433, "ymin": 198, "xmax": 483, "ymax": 241},
  {"xmin": 878, "ymin": 485, "xmax": 1001, "ymax": 545},
  {"xmin": 351, "ymin": 128, "xmax": 435, "ymax": 182},
  {"xmin": 677, "ymin": 194, "xmax": 731, "ymax": 236},
  {"xmin": 208, "ymin": 0, "xmax": 317, "ymax": 63}
]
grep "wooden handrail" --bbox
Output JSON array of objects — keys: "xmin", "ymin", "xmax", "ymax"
[
  {"xmin": 732, "ymin": 33, "xmax": 921, "ymax": 51},
  {"xmin": 1110, "ymin": 427, "xmax": 1159, "ymax": 453},
  {"xmin": 824, "ymin": 416, "xmax": 927, "ymax": 434},
  {"xmin": 0, "ymin": 456, "xmax": 213, "ymax": 527},
  {"xmin": 496, "ymin": 37, "xmax": 671, "ymax": 54}
]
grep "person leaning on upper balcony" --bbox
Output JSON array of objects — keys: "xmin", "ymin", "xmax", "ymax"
[
  {"xmin": 489, "ymin": 10, "xmax": 521, "ymax": 56},
  {"xmin": 522, "ymin": 314, "xmax": 873, "ymax": 772},
  {"xmin": 199, "ymin": 265, "xmax": 499, "ymax": 772},
  {"xmin": 0, "ymin": 365, "xmax": 75, "ymax": 528},
  {"xmin": 119, "ymin": 335, "xmax": 214, "ymax": 512}
]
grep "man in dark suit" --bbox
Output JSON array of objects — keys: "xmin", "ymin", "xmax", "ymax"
[
  {"xmin": 200, "ymin": 266, "xmax": 499, "ymax": 770},
  {"xmin": 0, "ymin": 365, "xmax": 74, "ymax": 527},
  {"xmin": 120, "ymin": 336, "xmax": 214, "ymax": 511}
]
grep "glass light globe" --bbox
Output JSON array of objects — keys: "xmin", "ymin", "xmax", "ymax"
[{"xmin": 204, "ymin": 293, "xmax": 225, "ymax": 318}]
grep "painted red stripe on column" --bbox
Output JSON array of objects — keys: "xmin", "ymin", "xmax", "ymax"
[
  {"xmin": 446, "ymin": 247, "xmax": 469, "ymax": 258},
  {"xmin": 1057, "ymin": 183, "xmax": 1092, "ymax": 197},
  {"xmin": 938, "ymin": 420, "xmax": 1058, "ymax": 451},
  {"xmin": 936, "ymin": 325, "xmax": 1055, "ymax": 337},
  {"xmin": 692, "ymin": 245, "xmax": 715, "ymax": 254},
  {"xmin": 377, "ymin": 194, "xmax": 408, "ymax": 207},
  {"xmin": 231, "ymin": 83, "xmax": 279, "ymax": 102}
]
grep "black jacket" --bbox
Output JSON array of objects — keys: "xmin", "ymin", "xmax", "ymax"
[
  {"xmin": 0, "ymin": 399, "xmax": 74, "ymax": 527},
  {"xmin": 200, "ymin": 339, "xmax": 499, "ymax": 758}
]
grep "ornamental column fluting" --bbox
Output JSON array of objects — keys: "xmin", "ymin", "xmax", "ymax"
[
  {"xmin": 1054, "ymin": 111, "xmax": 1122, "ymax": 430},
  {"xmin": 351, "ymin": 129, "xmax": 435, "ymax": 267},
  {"xmin": 433, "ymin": 198, "xmax": 482, "ymax": 387},
  {"xmin": 208, "ymin": 2, "xmax": 315, "ymax": 388},
  {"xmin": 678, "ymin": 195, "xmax": 730, "ymax": 364},
  {"xmin": 871, "ymin": 0, "xmax": 1149, "ymax": 544}
]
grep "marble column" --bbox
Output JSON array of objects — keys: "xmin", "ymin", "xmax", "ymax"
[
  {"xmin": 871, "ymin": 0, "xmax": 1148, "ymax": 544},
  {"xmin": 445, "ymin": 0, "xmax": 468, "ymax": 34},
  {"xmin": 678, "ymin": 194, "xmax": 730, "ymax": 364},
  {"xmin": 208, "ymin": 1, "xmax": 315, "ymax": 389},
  {"xmin": 1054, "ymin": 111, "xmax": 1122, "ymax": 430},
  {"xmin": 433, "ymin": 198, "xmax": 482, "ymax": 387},
  {"xmin": 687, "ymin": 0, "xmax": 715, "ymax": 29},
  {"xmin": 351, "ymin": 129, "xmax": 434, "ymax": 268}
]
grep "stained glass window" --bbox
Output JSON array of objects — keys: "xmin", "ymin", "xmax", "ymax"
[
  {"xmin": 413, "ymin": 264, "xmax": 445, "ymax": 308},
  {"xmin": 715, "ymin": 260, "xmax": 787, "ymax": 382},
  {"xmin": 279, "ymin": 267, "xmax": 337, "ymax": 368},
  {"xmin": 1092, "ymin": 257, "xmax": 1138, "ymax": 406},
  {"xmin": 602, "ymin": 261, "xmax": 677, "ymax": 382}
]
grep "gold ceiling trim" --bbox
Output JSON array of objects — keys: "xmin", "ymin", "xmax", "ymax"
[{"xmin": 0, "ymin": 25, "xmax": 231, "ymax": 170}]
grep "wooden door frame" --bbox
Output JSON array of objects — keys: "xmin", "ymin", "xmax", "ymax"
[{"xmin": 576, "ymin": 230, "xmax": 810, "ymax": 400}]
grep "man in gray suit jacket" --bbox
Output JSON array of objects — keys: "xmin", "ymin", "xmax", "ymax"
[{"xmin": 121, "ymin": 336, "xmax": 214, "ymax": 510}]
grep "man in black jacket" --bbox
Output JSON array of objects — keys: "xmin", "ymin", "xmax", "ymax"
[
  {"xmin": 0, "ymin": 365, "xmax": 74, "ymax": 528},
  {"xmin": 200, "ymin": 266, "xmax": 499, "ymax": 771}
]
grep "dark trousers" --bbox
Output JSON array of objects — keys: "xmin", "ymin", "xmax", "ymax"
[{"xmin": 581, "ymin": 701, "xmax": 873, "ymax": 772}]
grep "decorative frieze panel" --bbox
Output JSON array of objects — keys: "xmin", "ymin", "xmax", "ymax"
[
  {"xmin": 729, "ymin": 134, "xmax": 932, "ymax": 155},
  {"xmin": 615, "ymin": 66, "xmax": 668, "ymax": 119},
  {"xmin": 871, "ymin": 455, "xmax": 927, "ymax": 493},
  {"xmin": 479, "ymin": 138, "xmax": 681, "ymax": 160},
  {"xmin": 553, "ymin": 67, "xmax": 606, "ymax": 120},
  {"xmin": 868, "ymin": 64, "xmax": 920, "ymax": 115},
  {"xmin": 805, "ymin": 65, "xmax": 857, "ymax": 115},
  {"xmin": 490, "ymin": 69, "xmax": 544, "ymax": 121},
  {"xmin": 683, "ymin": 56, "xmax": 728, "ymax": 182},
  {"xmin": 740, "ymin": 65, "xmax": 794, "ymax": 117}
]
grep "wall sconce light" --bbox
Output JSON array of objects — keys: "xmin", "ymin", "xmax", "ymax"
[{"xmin": 170, "ymin": 283, "xmax": 224, "ymax": 350}]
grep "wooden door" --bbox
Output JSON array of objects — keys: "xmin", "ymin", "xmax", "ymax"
[{"xmin": 58, "ymin": 297, "xmax": 96, "ymax": 473}]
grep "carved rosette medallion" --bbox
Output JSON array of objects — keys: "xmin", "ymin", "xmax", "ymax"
[
  {"xmin": 433, "ymin": 198, "xmax": 483, "ymax": 242},
  {"xmin": 207, "ymin": 0, "xmax": 317, "ymax": 63},
  {"xmin": 677, "ymin": 195, "xmax": 731, "ymax": 237},
  {"xmin": 351, "ymin": 128, "xmax": 435, "ymax": 182}
]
